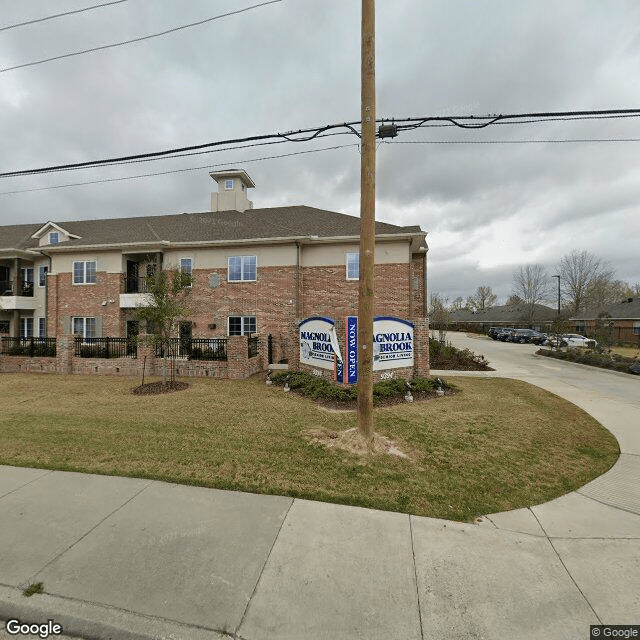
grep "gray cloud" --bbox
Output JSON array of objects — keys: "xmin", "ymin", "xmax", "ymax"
[{"xmin": 1, "ymin": 0, "xmax": 639, "ymax": 301}]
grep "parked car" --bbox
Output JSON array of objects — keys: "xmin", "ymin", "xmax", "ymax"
[
  {"xmin": 543, "ymin": 334, "xmax": 597, "ymax": 348},
  {"xmin": 562, "ymin": 334, "xmax": 597, "ymax": 348},
  {"xmin": 497, "ymin": 328, "xmax": 517, "ymax": 341},
  {"xmin": 488, "ymin": 327, "xmax": 502, "ymax": 340},
  {"xmin": 510, "ymin": 329, "xmax": 547, "ymax": 344}
]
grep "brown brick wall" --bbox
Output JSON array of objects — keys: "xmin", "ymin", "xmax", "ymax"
[{"xmin": 49, "ymin": 272, "xmax": 121, "ymax": 337}]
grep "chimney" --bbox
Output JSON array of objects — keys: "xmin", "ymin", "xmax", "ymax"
[{"xmin": 210, "ymin": 169, "xmax": 255, "ymax": 212}]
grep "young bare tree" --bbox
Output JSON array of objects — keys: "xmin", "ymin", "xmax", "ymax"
[
  {"xmin": 558, "ymin": 250, "xmax": 614, "ymax": 315},
  {"xmin": 449, "ymin": 296, "xmax": 465, "ymax": 311},
  {"xmin": 429, "ymin": 293, "xmax": 450, "ymax": 342},
  {"xmin": 512, "ymin": 264, "xmax": 551, "ymax": 323},
  {"xmin": 134, "ymin": 269, "xmax": 192, "ymax": 386},
  {"xmin": 466, "ymin": 286, "xmax": 497, "ymax": 312}
]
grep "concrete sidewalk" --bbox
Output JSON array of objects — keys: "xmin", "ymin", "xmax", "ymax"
[{"xmin": 1, "ymin": 337, "xmax": 638, "ymax": 639}]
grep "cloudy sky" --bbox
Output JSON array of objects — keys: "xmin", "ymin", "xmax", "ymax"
[{"xmin": 1, "ymin": 0, "xmax": 639, "ymax": 303}]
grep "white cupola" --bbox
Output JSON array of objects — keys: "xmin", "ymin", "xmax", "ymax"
[{"xmin": 209, "ymin": 169, "xmax": 255, "ymax": 212}]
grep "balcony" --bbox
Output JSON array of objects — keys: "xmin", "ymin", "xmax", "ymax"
[
  {"xmin": 119, "ymin": 275, "xmax": 153, "ymax": 308},
  {"xmin": 0, "ymin": 280, "xmax": 38, "ymax": 310}
]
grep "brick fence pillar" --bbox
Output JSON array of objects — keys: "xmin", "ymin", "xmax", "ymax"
[
  {"xmin": 57, "ymin": 335, "xmax": 73, "ymax": 374},
  {"xmin": 225, "ymin": 336, "xmax": 246, "ymax": 379},
  {"xmin": 136, "ymin": 334, "xmax": 156, "ymax": 377},
  {"xmin": 412, "ymin": 317, "xmax": 430, "ymax": 377}
]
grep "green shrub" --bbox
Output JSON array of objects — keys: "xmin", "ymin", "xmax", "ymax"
[{"xmin": 269, "ymin": 371, "xmax": 453, "ymax": 404}]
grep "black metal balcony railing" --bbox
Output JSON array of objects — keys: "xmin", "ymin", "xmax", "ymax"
[
  {"xmin": 74, "ymin": 337, "xmax": 137, "ymax": 359},
  {"xmin": 155, "ymin": 337, "xmax": 227, "ymax": 361},
  {"xmin": 121, "ymin": 275, "xmax": 150, "ymax": 294},
  {"xmin": 0, "ymin": 280, "xmax": 34, "ymax": 297},
  {"xmin": 1, "ymin": 337, "xmax": 56, "ymax": 357}
]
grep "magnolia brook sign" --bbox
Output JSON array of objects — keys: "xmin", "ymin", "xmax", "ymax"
[{"xmin": 299, "ymin": 316, "xmax": 414, "ymax": 383}]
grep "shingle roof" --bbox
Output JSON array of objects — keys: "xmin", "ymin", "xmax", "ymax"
[
  {"xmin": 0, "ymin": 206, "xmax": 424, "ymax": 251},
  {"xmin": 449, "ymin": 303, "xmax": 556, "ymax": 323},
  {"xmin": 572, "ymin": 297, "xmax": 640, "ymax": 320}
]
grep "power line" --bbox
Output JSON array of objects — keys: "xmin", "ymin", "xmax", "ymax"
[
  {"xmin": 390, "ymin": 138, "xmax": 640, "ymax": 144},
  {"xmin": 0, "ymin": 1, "xmax": 128, "ymax": 32},
  {"xmin": 0, "ymin": 0, "xmax": 282, "ymax": 73},
  {"xmin": 2, "ymin": 109, "xmax": 639, "ymax": 179},
  {"xmin": 0, "ymin": 144, "xmax": 359, "ymax": 196}
]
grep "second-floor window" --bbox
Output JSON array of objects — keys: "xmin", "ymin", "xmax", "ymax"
[
  {"xmin": 49, "ymin": 232, "xmax": 59, "ymax": 245},
  {"xmin": 180, "ymin": 258, "xmax": 193, "ymax": 287},
  {"xmin": 39, "ymin": 266, "xmax": 48, "ymax": 287},
  {"xmin": 346, "ymin": 252, "xmax": 359, "ymax": 280},
  {"xmin": 228, "ymin": 256, "xmax": 256, "ymax": 282},
  {"xmin": 73, "ymin": 260, "xmax": 96, "ymax": 284}
]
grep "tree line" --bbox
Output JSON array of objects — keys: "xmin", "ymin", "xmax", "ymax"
[{"xmin": 432, "ymin": 249, "xmax": 640, "ymax": 322}]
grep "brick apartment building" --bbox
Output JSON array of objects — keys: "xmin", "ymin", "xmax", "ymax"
[{"xmin": 1, "ymin": 170, "xmax": 429, "ymax": 378}]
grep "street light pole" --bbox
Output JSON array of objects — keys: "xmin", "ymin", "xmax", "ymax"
[
  {"xmin": 552, "ymin": 275, "xmax": 561, "ymax": 315},
  {"xmin": 358, "ymin": 0, "xmax": 375, "ymax": 442}
]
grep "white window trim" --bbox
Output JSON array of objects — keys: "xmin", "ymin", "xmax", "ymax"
[
  {"xmin": 37, "ymin": 317, "xmax": 46, "ymax": 337},
  {"xmin": 227, "ymin": 255, "xmax": 257, "ymax": 282},
  {"xmin": 225, "ymin": 179, "xmax": 234, "ymax": 190},
  {"xmin": 346, "ymin": 252, "xmax": 359, "ymax": 281},
  {"xmin": 20, "ymin": 317, "xmax": 34, "ymax": 338},
  {"xmin": 72, "ymin": 260, "xmax": 97, "ymax": 285},
  {"xmin": 49, "ymin": 232, "xmax": 59, "ymax": 245},
  {"xmin": 227, "ymin": 316, "xmax": 257, "ymax": 336}
]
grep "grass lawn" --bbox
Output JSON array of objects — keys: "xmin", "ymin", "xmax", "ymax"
[
  {"xmin": 610, "ymin": 345, "xmax": 640, "ymax": 359},
  {"xmin": 0, "ymin": 373, "xmax": 618, "ymax": 522}
]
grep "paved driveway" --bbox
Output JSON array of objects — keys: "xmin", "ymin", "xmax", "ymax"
[{"xmin": 0, "ymin": 339, "xmax": 638, "ymax": 640}]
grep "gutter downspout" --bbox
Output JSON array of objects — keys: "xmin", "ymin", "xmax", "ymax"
[{"xmin": 39, "ymin": 251, "xmax": 53, "ymax": 337}]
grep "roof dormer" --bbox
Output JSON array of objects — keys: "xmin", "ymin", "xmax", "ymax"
[{"xmin": 31, "ymin": 222, "xmax": 80, "ymax": 247}]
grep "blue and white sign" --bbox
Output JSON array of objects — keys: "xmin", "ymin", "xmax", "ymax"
[
  {"xmin": 299, "ymin": 317, "xmax": 343, "ymax": 380},
  {"xmin": 346, "ymin": 316, "xmax": 358, "ymax": 384},
  {"xmin": 372, "ymin": 316, "xmax": 414, "ymax": 371}
]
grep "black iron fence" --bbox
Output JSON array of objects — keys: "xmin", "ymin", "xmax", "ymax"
[
  {"xmin": 248, "ymin": 335, "xmax": 259, "ymax": 358},
  {"xmin": 0, "ymin": 279, "xmax": 34, "ymax": 297},
  {"xmin": 74, "ymin": 337, "xmax": 137, "ymax": 359},
  {"xmin": 155, "ymin": 337, "xmax": 227, "ymax": 361},
  {"xmin": 1, "ymin": 337, "xmax": 56, "ymax": 357},
  {"xmin": 121, "ymin": 274, "xmax": 151, "ymax": 294}
]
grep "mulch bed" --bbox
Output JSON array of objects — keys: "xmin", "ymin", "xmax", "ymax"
[{"xmin": 132, "ymin": 381, "xmax": 190, "ymax": 395}]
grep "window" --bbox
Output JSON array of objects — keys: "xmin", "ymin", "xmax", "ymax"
[
  {"xmin": 20, "ymin": 318, "xmax": 33, "ymax": 338},
  {"xmin": 228, "ymin": 316, "xmax": 256, "ymax": 336},
  {"xmin": 38, "ymin": 317, "xmax": 46, "ymax": 337},
  {"xmin": 21, "ymin": 267, "xmax": 34, "ymax": 283},
  {"xmin": 73, "ymin": 260, "xmax": 96, "ymax": 284},
  {"xmin": 346, "ymin": 252, "xmax": 359, "ymax": 280},
  {"xmin": 225, "ymin": 179, "xmax": 234, "ymax": 190},
  {"xmin": 180, "ymin": 258, "xmax": 193, "ymax": 287},
  {"xmin": 49, "ymin": 232, "xmax": 59, "ymax": 245},
  {"xmin": 73, "ymin": 317, "xmax": 96, "ymax": 339},
  {"xmin": 634, "ymin": 322, "xmax": 640, "ymax": 336},
  {"xmin": 575, "ymin": 324, "xmax": 586, "ymax": 334},
  {"xmin": 39, "ymin": 266, "xmax": 48, "ymax": 287},
  {"xmin": 228, "ymin": 256, "xmax": 257, "ymax": 282},
  {"xmin": 0, "ymin": 320, "xmax": 9, "ymax": 334}
]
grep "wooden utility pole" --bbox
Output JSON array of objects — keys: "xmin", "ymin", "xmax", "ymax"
[{"xmin": 358, "ymin": 0, "xmax": 375, "ymax": 441}]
